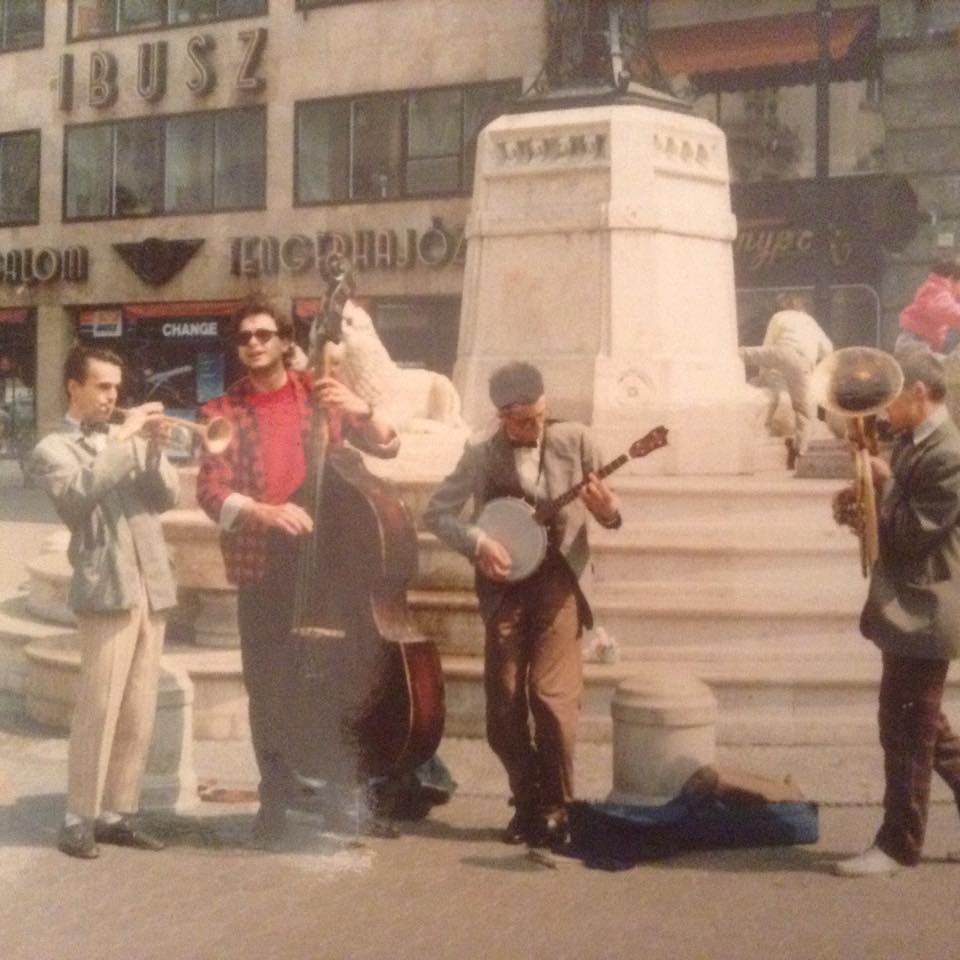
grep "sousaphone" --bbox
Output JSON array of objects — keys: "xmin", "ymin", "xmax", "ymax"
[{"xmin": 810, "ymin": 347, "xmax": 904, "ymax": 577}]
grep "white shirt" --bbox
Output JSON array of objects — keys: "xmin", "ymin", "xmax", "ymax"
[
  {"xmin": 763, "ymin": 310, "xmax": 834, "ymax": 367},
  {"xmin": 514, "ymin": 441, "xmax": 543, "ymax": 499},
  {"xmin": 912, "ymin": 404, "xmax": 950, "ymax": 445}
]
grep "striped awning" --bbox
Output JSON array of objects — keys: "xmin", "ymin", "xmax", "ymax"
[{"xmin": 642, "ymin": 6, "xmax": 878, "ymax": 91}]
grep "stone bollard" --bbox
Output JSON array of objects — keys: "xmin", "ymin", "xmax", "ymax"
[
  {"xmin": 609, "ymin": 666, "xmax": 717, "ymax": 805},
  {"xmin": 141, "ymin": 661, "xmax": 199, "ymax": 813},
  {"xmin": 24, "ymin": 639, "xmax": 199, "ymax": 812}
]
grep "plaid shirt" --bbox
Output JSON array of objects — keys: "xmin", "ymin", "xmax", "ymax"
[{"xmin": 196, "ymin": 370, "xmax": 396, "ymax": 586}]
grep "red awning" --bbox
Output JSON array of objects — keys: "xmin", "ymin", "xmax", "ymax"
[
  {"xmin": 123, "ymin": 300, "xmax": 241, "ymax": 321},
  {"xmin": 0, "ymin": 308, "xmax": 29, "ymax": 324},
  {"xmin": 644, "ymin": 6, "xmax": 878, "ymax": 90}
]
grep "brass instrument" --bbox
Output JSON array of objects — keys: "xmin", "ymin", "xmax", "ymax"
[
  {"xmin": 810, "ymin": 347, "xmax": 904, "ymax": 577},
  {"xmin": 116, "ymin": 408, "xmax": 234, "ymax": 455}
]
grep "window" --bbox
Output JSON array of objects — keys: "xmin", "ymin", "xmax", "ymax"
[
  {"xmin": 296, "ymin": 80, "xmax": 518, "ymax": 205},
  {"xmin": 69, "ymin": 0, "xmax": 265, "ymax": 39},
  {"xmin": 1, "ymin": 0, "xmax": 43, "ymax": 51},
  {"xmin": 691, "ymin": 80, "xmax": 885, "ymax": 182},
  {"xmin": 65, "ymin": 107, "xmax": 265, "ymax": 221},
  {"xmin": 0, "ymin": 130, "xmax": 40, "ymax": 225},
  {"xmin": 296, "ymin": 1, "xmax": 393, "ymax": 8}
]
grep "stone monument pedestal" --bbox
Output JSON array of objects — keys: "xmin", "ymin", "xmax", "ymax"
[{"xmin": 456, "ymin": 102, "xmax": 762, "ymax": 474}]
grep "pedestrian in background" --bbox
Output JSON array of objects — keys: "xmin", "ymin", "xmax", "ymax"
[
  {"xmin": 895, "ymin": 259, "xmax": 960, "ymax": 356},
  {"xmin": 739, "ymin": 293, "xmax": 837, "ymax": 467}
]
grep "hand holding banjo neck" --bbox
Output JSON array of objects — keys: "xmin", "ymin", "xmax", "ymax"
[{"xmin": 534, "ymin": 424, "xmax": 669, "ymax": 524}]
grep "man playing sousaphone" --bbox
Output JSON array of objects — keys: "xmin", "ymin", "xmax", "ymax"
[
  {"xmin": 830, "ymin": 348, "xmax": 960, "ymax": 876},
  {"xmin": 424, "ymin": 362, "xmax": 622, "ymax": 849}
]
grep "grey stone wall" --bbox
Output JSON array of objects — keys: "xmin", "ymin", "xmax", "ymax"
[{"xmin": 880, "ymin": 2, "xmax": 960, "ymax": 347}]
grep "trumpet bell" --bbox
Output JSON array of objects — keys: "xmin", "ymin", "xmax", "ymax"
[
  {"xmin": 810, "ymin": 346, "xmax": 904, "ymax": 418},
  {"xmin": 202, "ymin": 417, "xmax": 233, "ymax": 455}
]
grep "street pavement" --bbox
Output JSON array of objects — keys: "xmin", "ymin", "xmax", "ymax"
[{"xmin": 3, "ymin": 460, "xmax": 960, "ymax": 960}]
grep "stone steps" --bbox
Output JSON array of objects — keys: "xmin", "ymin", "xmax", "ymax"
[
  {"xmin": 24, "ymin": 630, "xmax": 937, "ymax": 751},
  {"xmin": 408, "ymin": 576, "xmax": 863, "ymax": 656},
  {"xmin": 414, "ymin": 522, "xmax": 864, "ymax": 591}
]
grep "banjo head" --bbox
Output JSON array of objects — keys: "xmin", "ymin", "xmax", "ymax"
[{"xmin": 476, "ymin": 497, "xmax": 547, "ymax": 582}]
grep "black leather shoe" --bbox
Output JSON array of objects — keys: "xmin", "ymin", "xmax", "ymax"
[
  {"xmin": 532, "ymin": 810, "xmax": 570, "ymax": 850},
  {"xmin": 501, "ymin": 811, "xmax": 535, "ymax": 845},
  {"xmin": 95, "ymin": 817, "xmax": 165, "ymax": 851},
  {"xmin": 250, "ymin": 804, "xmax": 288, "ymax": 849},
  {"xmin": 58, "ymin": 821, "xmax": 99, "ymax": 859}
]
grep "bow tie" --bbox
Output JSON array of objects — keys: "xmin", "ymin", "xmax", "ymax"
[
  {"xmin": 510, "ymin": 440, "xmax": 538, "ymax": 449},
  {"xmin": 81, "ymin": 421, "xmax": 110, "ymax": 436}
]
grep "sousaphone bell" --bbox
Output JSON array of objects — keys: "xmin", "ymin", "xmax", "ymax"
[{"xmin": 810, "ymin": 347, "xmax": 904, "ymax": 577}]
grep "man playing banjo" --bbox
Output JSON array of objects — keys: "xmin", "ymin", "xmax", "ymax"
[{"xmin": 424, "ymin": 361, "xmax": 622, "ymax": 848}]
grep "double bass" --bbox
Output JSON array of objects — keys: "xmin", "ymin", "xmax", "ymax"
[{"xmin": 290, "ymin": 256, "xmax": 445, "ymax": 786}]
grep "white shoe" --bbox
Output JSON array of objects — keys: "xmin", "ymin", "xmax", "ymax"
[{"xmin": 834, "ymin": 845, "xmax": 903, "ymax": 877}]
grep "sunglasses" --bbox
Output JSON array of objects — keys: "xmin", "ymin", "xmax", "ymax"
[{"xmin": 234, "ymin": 328, "xmax": 278, "ymax": 347}]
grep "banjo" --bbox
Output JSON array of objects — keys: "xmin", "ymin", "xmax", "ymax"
[{"xmin": 476, "ymin": 425, "xmax": 669, "ymax": 582}]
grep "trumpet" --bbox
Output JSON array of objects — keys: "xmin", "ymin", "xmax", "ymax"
[
  {"xmin": 115, "ymin": 408, "xmax": 234, "ymax": 455},
  {"xmin": 810, "ymin": 347, "xmax": 904, "ymax": 577}
]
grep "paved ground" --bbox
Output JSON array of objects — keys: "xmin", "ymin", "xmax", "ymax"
[{"xmin": 4, "ymin": 460, "xmax": 960, "ymax": 960}]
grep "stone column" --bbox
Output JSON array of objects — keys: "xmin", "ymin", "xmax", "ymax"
[
  {"xmin": 456, "ymin": 103, "xmax": 763, "ymax": 475},
  {"xmin": 34, "ymin": 306, "xmax": 71, "ymax": 437}
]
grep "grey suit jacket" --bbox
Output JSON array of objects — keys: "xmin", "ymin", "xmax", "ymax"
[
  {"xmin": 860, "ymin": 416, "xmax": 960, "ymax": 660},
  {"xmin": 423, "ymin": 420, "xmax": 620, "ymax": 624},
  {"xmin": 31, "ymin": 423, "xmax": 179, "ymax": 614}
]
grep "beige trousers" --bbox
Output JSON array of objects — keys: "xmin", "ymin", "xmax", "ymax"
[{"xmin": 67, "ymin": 581, "xmax": 165, "ymax": 819}]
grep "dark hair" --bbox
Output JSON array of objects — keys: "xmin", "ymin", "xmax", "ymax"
[
  {"xmin": 895, "ymin": 347, "xmax": 947, "ymax": 402},
  {"xmin": 774, "ymin": 291, "xmax": 812, "ymax": 313},
  {"xmin": 232, "ymin": 295, "xmax": 293, "ymax": 341},
  {"xmin": 931, "ymin": 259, "xmax": 960, "ymax": 281},
  {"xmin": 62, "ymin": 343, "xmax": 123, "ymax": 393},
  {"xmin": 488, "ymin": 362, "xmax": 545, "ymax": 409}
]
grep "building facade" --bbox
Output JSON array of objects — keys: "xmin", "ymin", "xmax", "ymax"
[
  {"xmin": 0, "ymin": 0, "xmax": 544, "ymax": 446},
  {"xmin": 1, "ymin": 0, "xmax": 957, "ymax": 456}
]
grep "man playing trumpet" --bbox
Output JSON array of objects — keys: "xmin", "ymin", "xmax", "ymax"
[
  {"xmin": 30, "ymin": 344, "xmax": 179, "ymax": 858},
  {"xmin": 832, "ymin": 349, "xmax": 960, "ymax": 876}
]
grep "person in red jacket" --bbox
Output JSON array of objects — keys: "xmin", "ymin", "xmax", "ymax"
[
  {"xmin": 895, "ymin": 259, "xmax": 960, "ymax": 356},
  {"xmin": 196, "ymin": 296, "xmax": 400, "ymax": 847}
]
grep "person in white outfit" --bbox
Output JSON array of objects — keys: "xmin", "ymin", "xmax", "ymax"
[{"xmin": 740, "ymin": 295, "xmax": 837, "ymax": 465}]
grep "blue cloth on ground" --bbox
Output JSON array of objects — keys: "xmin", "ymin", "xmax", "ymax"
[{"xmin": 565, "ymin": 794, "xmax": 819, "ymax": 871}]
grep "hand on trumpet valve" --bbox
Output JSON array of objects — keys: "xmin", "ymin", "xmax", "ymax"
[
  {"xmin": 116, "ymin": 402, "xmax": 168, "ymax": 445},
  {"xmin": 832, "ymin": 485, "xmax": 862, "ymax": 534}
]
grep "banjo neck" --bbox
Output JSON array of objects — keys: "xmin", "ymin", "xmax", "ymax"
[{"xmin": 546, "ymin": 452, "xmax": 629, "ymax": 515}]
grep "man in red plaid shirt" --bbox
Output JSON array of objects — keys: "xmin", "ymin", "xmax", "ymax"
[{"xmin": 197, "ymin": 297, "xmax": 399, "ymax": 847}]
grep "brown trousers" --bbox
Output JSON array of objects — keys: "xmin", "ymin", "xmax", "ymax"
[
  {"xmin": 483, "ymin": 558, "xmax": 582, "ymax": 818},
  {"xmin": 875, "ymin": 653, "xmax": 960, "ymax": 865}
]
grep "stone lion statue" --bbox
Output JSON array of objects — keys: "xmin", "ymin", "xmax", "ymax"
[{"xmin": 333, "ymin": 300, "xmax": 466, "ymax": 433}]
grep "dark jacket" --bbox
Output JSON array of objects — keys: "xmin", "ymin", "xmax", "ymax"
[
  {"xmin": 860, "ymin": 415, "xmax": 960, "ymax": 659},
  {"xmin": 423, "ymin": 419, "xmax": 620, "ymax": 626}
]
